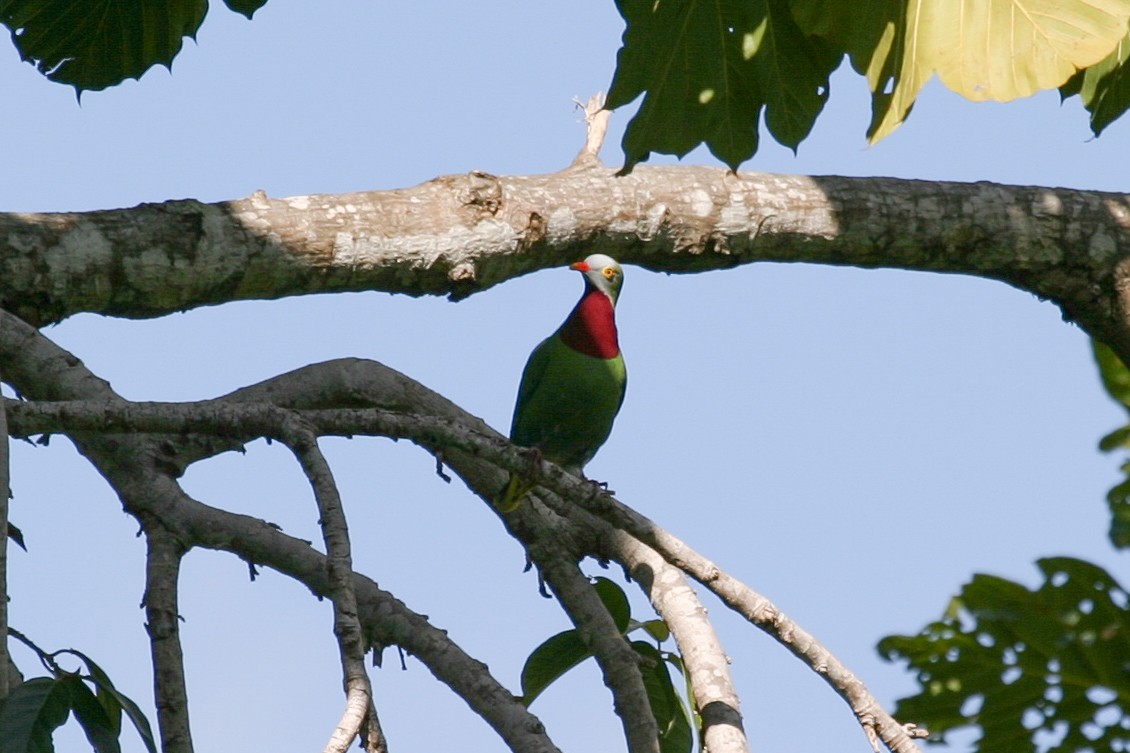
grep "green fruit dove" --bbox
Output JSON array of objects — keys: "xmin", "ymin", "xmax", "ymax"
[{"xmin": 498, "ymin": 254, "xmax": 627, "ymax": 511}]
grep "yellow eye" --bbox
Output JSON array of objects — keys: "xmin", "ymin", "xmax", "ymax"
[{"xmin": 602, "ymin": 266, "xmax": 618, "ymax": 281}]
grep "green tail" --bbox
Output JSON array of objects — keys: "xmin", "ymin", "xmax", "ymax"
[{"xmin": 496, "ymin": 474, "xmax": 535, "ymax": 512}]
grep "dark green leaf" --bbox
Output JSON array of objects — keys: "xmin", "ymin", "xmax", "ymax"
[
  {"xmin": 788, "ymin": 0, "xmax": 907, "ymax": 141},
  {"xmin": 59, "ymin": 647, "xmax": 156, "ymax": 753},
  {"xmin": 663, "ymin": 652, "xmax": 702, "ymax": 732},
  {"xmin": 1060, "ymin": 67, "xmax": 1085, "ymax": 100},
  {"xmin": 1100, "ymin": 425, "xmax": 1130, "ymax": 453},
  {"xmin": 62, "ymin": 649, "xmax": 122, "ymax": 737},
  {"xmin": 223, "ymin": 0, "xmax": 269, "ymax": 20},
  {"xmin": 61, "ymin": 676, "xmax": 120, "ymax": 753},
  {"xmin": 0, "ymin": 677, "xmax": 72, "ymax": 753},
  {"xmin": 1072, "ymin": 32, "xmax": 1130, "ymax": 136},
  {"xmin": 632, "ymin": 641, "xmax": 694, "ymax": 753},
  {"xmin": 0, "ymin": 0, "xmax": 208, "ymax": 92},
  {"xmin": 1091, "ymin": 339, "xmax": 1130, "ymax": 549},
  {"xmin": 520, "ymin": 630, "xmax": 591, "ymax": 706},
  {"xmin": 592, "ymin": 577, "xmax": 632, "ymax": 634},
  {"xmin": 753, "ymin": 0, "xmax": 840, "ymax": 151},
  {"xmin": 1108, "ymin": 468, "xmax": 1130, "ymax": 549},
  {"xmin": 879, "ymin": 557, "xmax": 1130, "ymax": 753},
  {"xmin": 607, "ymin": 0, "xmax": 837, "ymax": 171},
  {"xmin": 82, "ymin": 677, "xmax": 157, "ymax": 753}
]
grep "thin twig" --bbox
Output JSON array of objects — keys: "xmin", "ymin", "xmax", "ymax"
[
  {"xmin": 281, "ymin": 420, "xmax": 377, "ymax": 753},
  {"xmin": 0, "ymin": 372, "xmax": 9, "ymax": 702},
  {"xmin": 144, "ymin": 526, "xmax": 195, "ymax": 753},
  {"xmin": 571, "ymin": 92, "xmax": 610, "ymax": 168}
]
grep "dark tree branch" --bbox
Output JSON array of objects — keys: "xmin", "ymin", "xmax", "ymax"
[
  {"xmin": 363, "ymin": 696, "xmax": 389, "ymax": 753},
  {"xmin": 0, "ymin": 371, "xmax": 9, "ymax": 702},
  {"xmin": 3, "ymin": 169, "xmax": 1130, "ymax": 365},
  {"xmin": 0, "ymin": 310, "xmax": 562, "ymax": 753},
  {"xmin": 3, "ymin": 397, "xmax": 674, "ymax": 753},
  {"xmin": 140, "ymin": 475, "xmax": 560, "ymax": 753},
  {"xmin": 279, "ymin": 420, "xmax": 376, "ymax": 753},
  {"xmin": 2, "ymin": 363, "xmax": 922, "ymax": 753},
  {"xmin": 143, "ymin": 525, "xmax": 195, "ymax": 753},
  {"xmin": 0, "ymin": 299, "xmax": 926, "ymax": 753},
  {"xmin": 520, "ymin": 529, "xmax": 659, "ymax": 753}
]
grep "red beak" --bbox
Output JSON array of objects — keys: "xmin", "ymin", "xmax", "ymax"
[{"xmin": 570, "ymin": 261, "xmax": 591, "ymax": 272}]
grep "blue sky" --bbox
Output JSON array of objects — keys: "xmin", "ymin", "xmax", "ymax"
[{"xmin": 3, "ymin": 2, "xmax": 1129, "ymax": 752}]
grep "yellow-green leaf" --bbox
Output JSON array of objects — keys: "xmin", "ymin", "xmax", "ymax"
[
  {"xmin": 929, "ymin": 0, "xmax": 1130, "ymax": 102},
  {"xmin": 790, "ymin": 0, "xmax": 1130, "ymax": 142}
]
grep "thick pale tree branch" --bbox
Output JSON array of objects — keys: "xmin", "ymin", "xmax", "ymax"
[
  {"xmin": 143, "ymin": 526, "xmax": 194, "ymax": 753},
  {"xmin": 548, "ymin": 492, "xmax": 929, "ymax": 753},
  {"xmin": 602, "ymin": 531, "xmax": 748, "ymax": 753},
  {"xmin": 3, "ymin": 169, "xmax": 1130, "ymax": 360}
]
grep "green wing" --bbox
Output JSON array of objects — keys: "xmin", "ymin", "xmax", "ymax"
[
  {"xmin": 511, "ymin": 334, "xmax": 554, "ymax": 440},
  {"xmin": 510, "ymin": 335, "xmax": 626, "ymax": 471}
]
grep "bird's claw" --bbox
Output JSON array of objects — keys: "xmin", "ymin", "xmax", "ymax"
[{"xmin": 588, "ymin": 478, "xmax": 614, "ymax": 496}]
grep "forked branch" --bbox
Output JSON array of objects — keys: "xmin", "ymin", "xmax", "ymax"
[
  {"xmin": 5, "ymin": 359, "xmax": 923, "ymax": 753},
  {"xmin": 0, "ymin": 310, "xmax": 562, "ymax": 753}
]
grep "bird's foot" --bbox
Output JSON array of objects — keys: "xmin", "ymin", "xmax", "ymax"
[
  {"xmin": 583, "ymin": 476, "xmax": 614, "ymax": 496},
  {"xmin": 495, "ymin": 448, "xmax": 546, "ymax": 511}
]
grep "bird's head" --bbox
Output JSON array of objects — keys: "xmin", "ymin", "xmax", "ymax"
[{"xmin": 571, "ymin": 254, "xmax": 624, "ymax": 304}]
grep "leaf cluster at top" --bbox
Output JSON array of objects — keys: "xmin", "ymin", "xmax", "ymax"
[{"xmin": 2, "ymin": 0, "xmax": 1130, "ymax": 168}]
